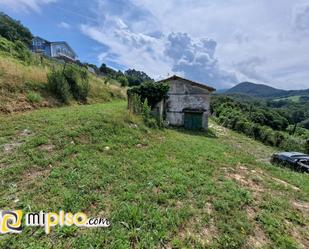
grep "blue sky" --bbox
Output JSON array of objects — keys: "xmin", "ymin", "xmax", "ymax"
[{"xmin": 1, "ymin": 0, "xmax": 309, "ymax": 90}]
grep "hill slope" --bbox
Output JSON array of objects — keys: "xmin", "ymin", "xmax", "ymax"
[
  {"xmin": 0, "ymin": 101, "xmax": 308, "ymax": 248},
  {"xmin": 0, "ymin": 36, "xmax": 126, "ymax": 113},
  {"xmin": 227, "ymin": 82, "xmax": 309, "ymax": 99}
]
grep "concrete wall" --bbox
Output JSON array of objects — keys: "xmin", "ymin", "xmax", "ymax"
[{"xmin": 165, "ymin": 79, "xmax": 211, "ymax": 129}]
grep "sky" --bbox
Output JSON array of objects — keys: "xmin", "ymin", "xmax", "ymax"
[{"xmin": 1, "ymin": 0, "xmax": 309, "ymax": 90}]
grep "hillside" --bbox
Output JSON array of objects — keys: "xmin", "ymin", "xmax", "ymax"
[
  {"xmin": 226, "ymin": 82, "xmax": 309, "ymax": 99},
  {"xmin": 0, "ymin": 101, "xmax": 308, "ymax": 248},
  {"xmin": 0, "ymin": 36, "xmax": 126, "ymax": 113}
]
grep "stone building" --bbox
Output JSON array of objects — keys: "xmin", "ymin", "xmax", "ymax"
[{"xmin": 158, "ymin": 75, "xmax": 216, "ymax": 130}]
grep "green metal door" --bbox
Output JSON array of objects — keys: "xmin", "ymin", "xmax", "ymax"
[{"xmin": 184, "ymin": 112, "xmax": 203, "ymax": 130}]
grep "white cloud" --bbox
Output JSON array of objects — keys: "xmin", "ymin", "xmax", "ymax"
[
  {"xmin": 0, "ymin": 0, "xmax": 56, "ymax": 12},
  {"xmin": 81, "ymin": 0, "xmax": 309, "ymax": 89},
  {"xmin": 80, "ymin": 17, "xmax": 172, "ymax": 79},
  {"xmin": 58, "ymin": 22, "xmax": 71, "ymax": 29}
]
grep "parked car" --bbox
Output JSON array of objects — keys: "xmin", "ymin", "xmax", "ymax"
[{"xmin": 271, "ymin": 152, "xmax": 309, "ymax": 173}]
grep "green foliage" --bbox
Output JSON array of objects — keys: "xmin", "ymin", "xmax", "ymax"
[
  {"xmin": 47, "ymin": 70, "xmax": 71, "ymax": 103},
  {"xmin": 63, "ymin": 65, "xmax": 90, "ymax": 102},
  {"xmin": 142, "ymin": 99, "xmax": 159, "ymax": 128},
  {"xmin": 98, "ymin": 64, "xmax": 153, "ymax": 87},
  {"xmin": 128, "ymin": 95, "xmax": 160, "ymax": 128},
  {"xmin": 0, "ymin": 36, "xmax": 31, "ymax": 63},
  {"xmin": 211, "ymin": 95, "xmax": 308, "ymax": 152},
  {"xmin": 127, "ymin": 81, "xmax": 169, "ymax": 108},
  {"xmin": 26, "ymin": 91, "xmax": 43, "ymax": 104},
  {"xmin": 117, "ymin": 75, "xmax": 129, "ymax": 87},
  {"xmin": 47, "ymin": 65, "xmax": 90, "ymax": 103},
  {"xmin": 125, "ymin": 69, "xmax": 154, "ymax": 86},
  {"xmin": 128, "ymin": 94, "xmax": 142, "ymax": 114},
  {"xmin": 0, "ymin": 12, "xmax": 33, "ymax": 46},
  {"xmin": 99, "ymin": 63, "xmax": 122, "ymax": 79}
]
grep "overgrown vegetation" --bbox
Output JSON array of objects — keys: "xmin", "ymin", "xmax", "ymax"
[
  {"xmin": 0, "ymin": 12, "xmax": 126, "ymax": 112},
  {"xmin": 0, "ymin": 37, "xmax": 125, "ymax": 112},
  {"xmin": 0, "ymin": 12, "xmax": 33, "ymax": 46},
  {"xmin": 127, "ymin": 81, "xmax": 169, "ymax": 108},
  {"xmin": 0, "ymin": 36, "xmax": 31, "ymax": 63},
  {"xmin": 127, "ymin": 82, "xmax": 169, "ymax": 128},
  {"xmin": 211, "ymin": 95, "xmax": 309, "ymax": 153}
]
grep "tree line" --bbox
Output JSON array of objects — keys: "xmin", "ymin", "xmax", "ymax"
[{"xmin": 211, "ymin": 95, "xmax": 309, "ymax": 153}]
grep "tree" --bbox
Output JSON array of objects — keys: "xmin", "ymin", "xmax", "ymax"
[
  {"xmin": 0, "ymin": 12, "xmax": 33, "ymax": 45},
  {"xmin": 117, "ymin": 75, "xmax": 129, "ymax": 87},
  {"xmin": 291, "ymin": 111, "xmax": 305, "ymax": 134},
  {"xmin": 125, "ymin": 69, "xmax": 154, "ymax": 86}
]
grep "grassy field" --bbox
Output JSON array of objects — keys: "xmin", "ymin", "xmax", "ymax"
[{"xmin": 0, "ymin": 101, "xmax": 308, "ymax": 249}]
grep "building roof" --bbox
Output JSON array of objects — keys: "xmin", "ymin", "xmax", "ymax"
[{"xmin": 158, "ymin": 75, "xmax": 216, "ymax": 92}]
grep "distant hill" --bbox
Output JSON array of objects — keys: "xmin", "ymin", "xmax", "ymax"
[{"xmin": 226, "ymin": 82, "xmax": 309, "ymax": 99}]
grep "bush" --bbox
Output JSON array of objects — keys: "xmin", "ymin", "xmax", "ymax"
[
  {"xmin": 142, "ymin": 100, "xmax": 159, "ymax": 128},
  {"xmin": 64, "ymin": 65, "xmax": 90, "ymax": 102},
  {"xmin": 27, "ymin": 91, "xmax": 43, "ymax": 104},
  {"xmin": 117, "ymin": 75, "xmax": 129, "ymax": 87},
  {"xmin": 14, "ymin": 40, "xmax": 31, "ymax": 62},
  {"xmin": 47, "ymin": 65, "xmax": 90, "ymax": 103},
  {"xmin": 281, "ymin": 136, "xmax": 304, "ymax": 152},
  {"xmin": 47, "ymin": 70, "xmax": 71, "ymax": 103},
  {"xmin": 127, "ymin": 82, "xmax": 169, "ymax": 108},
  {"xmin": 274, "ymin": 132, "xmax": 285, "ymax": 147},
  {"xmin": 0, "ymin": 36, "xmax": 31, "ymax": 63}
]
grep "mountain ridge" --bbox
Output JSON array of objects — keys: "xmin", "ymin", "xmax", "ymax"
[{"xmin": 225, "ymin": 82, "xmax": 309, "ymax": 98}]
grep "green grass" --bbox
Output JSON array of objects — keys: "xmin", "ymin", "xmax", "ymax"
[{"xmin": 0, "ymin": 101, "xmax": 308, "ymax": 248}]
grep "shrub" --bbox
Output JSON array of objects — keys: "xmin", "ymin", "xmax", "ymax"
[
  {"xmin": 274, "ymin": 131, "xmax": 285, "ymax": 147},
  {"xmin": 243, "ymin": 122, "xmax": 255, "ymax": 137},
  {"xmin": 14, "ymin": 40, "xmax": 31, "ymax": 62},
  {"xmin": 0, "ymin": 12, "xmax": 33, "ymax": 46},
  {"xmin": 47, "ymin": 70, "xmax": 71, "ymax": 103},
  {"xmin": 128, "ymin": 94, "xmax": 143, "ymax": 114},
  {"xmin": 0, "ymin": 36, "xmax": 31, "ymax": 63},
  {"xmin": 281, "ymin": 136, "xmax": 303, "ymax": 152},
  {"xmin": 64, "ymin": 65, "xmax": 90, "ymax": 102},
  {"xmin": 47, "ymin": 65, "xmax": 90, "ymax": 103},
  {"xmin": 117, "ymin": 75, "xmax": 129, "ymax": 87},
  {"xmin": 127, "ymin": 82, "xmax": 169, "ymax": 108},
  {"xmin": 234, "ymin": 119, "xmax": 246, "ymax": 132},
  {"xmin": 27, "ymin": 91, "xmax": 43, "ymax": 104}
]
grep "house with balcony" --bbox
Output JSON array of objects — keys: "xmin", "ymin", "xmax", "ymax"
[{"xmin": 30, "ymin": 36, "xmax": 77, "ymax": 61}]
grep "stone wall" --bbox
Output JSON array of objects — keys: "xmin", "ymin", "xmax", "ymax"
[{"xmin": 165, "ymin": 79, "xmax": 211, "ymax": 129}]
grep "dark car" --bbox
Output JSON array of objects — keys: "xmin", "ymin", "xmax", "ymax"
[{"xmin": 271, "ymin": 152, "xmax": 309, "ymax": 173}]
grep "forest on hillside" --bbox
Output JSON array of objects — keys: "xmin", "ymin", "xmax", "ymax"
[{"xmin": 211, "ymin": 95, "xmax": 309, "ymax": 153}]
